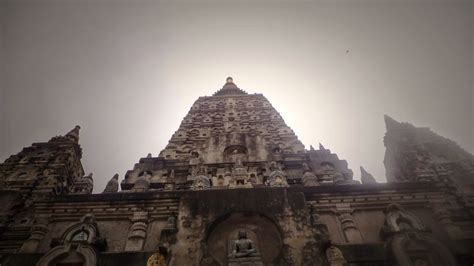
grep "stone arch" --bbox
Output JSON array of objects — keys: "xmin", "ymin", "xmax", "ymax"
[
  {"xmin": 37, "ymin": 214, "xmax": 101, "ymax": 266},
  {"xmin": 223, "ymin": 145, "xmax": 248, "ymax": 163},
  {"xmin": 203, "ymin": 212, "xmax": 283, "ymax": 265},
  {"xmin": 390, "ymin": 233, "xmax": 456, "ymax": 266},
  {"xmin": 384, "ymin": 203, "xmax": 425, "ymax": 232},
  {"xmin": 37, "ymin": 244, "xmax": 97, "ymax": 266}
]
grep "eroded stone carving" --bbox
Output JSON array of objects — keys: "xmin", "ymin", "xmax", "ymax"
[
  {"xmin": 381, "ymin": 203, "xmax": 457, "ymax": 266},
  {"xmin": 103, "ymin": 173, "xmax": 119, "ymax": 193},
  {"xmin": 326, "ymin": 246, "xmax": 346, "ymax": 266},
  {"xmin": 192, "ymin": 175, "xmax": 211, "ymax": 190},
  {"xmin": 70, "ymin": 173, "xmax": 94, "ymax": 194},
  {"xmin": 133, "ymin": 171, "xmax": 151, "ymax": 192},
  {"xmin": 19, "ymin": 214, "xmax": 50, "ymax": 253},
  {"xmin": 336, "ymin": 203, "xmax": 363, "ymax": 243},
  {"xmin": 228, "ymin": 230, "xmax": 263, "ymax": 266},
  {"xmin": 229, "ymin": 230, "xmax": 260, "ymax": 258},
  {"xmin": 37, "ymin": 214, "xmax": 105, "ymax": 266},
  {"xmin": 125, "ymin": 211, "xmax": 149, "ymax": 251},
  {"xmin": 302, "ymin": 163, "xmax": 319, "ymax": 186},
  {"xmin": 382, "ymin": 203, "xmax": 424, "ymax": 234},
  {"xmin": 229, "ymin": 159, "xmax": 253, "ymax": 188},
  {"xmin": 360, "ymin": 166, "xmax": 377, "ymax": 184},
  {"xmin": 267, "ymin": 162, "xmax": 288, "ymax": 187}
]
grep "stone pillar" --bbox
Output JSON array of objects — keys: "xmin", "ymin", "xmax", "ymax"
[
  {"xmin": 124, "ymin": 211, "xmax": 148, "ymax": 251},
  {"xmin": 335, "ymin": 203, "xmax": 363, "ymax": 244},
  {"xmin": 19, "ymin": 215, "xmax": 49, "ymax": 253}
]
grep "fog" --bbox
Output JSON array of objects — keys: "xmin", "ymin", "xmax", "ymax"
[{"xmin": 1, "ymin": 0, "xmax": 472, "ymax": 192}]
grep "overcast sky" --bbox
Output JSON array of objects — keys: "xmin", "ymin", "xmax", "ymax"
[{"xmin": 1, "ymin": 0, "xmax": 472, "ymax": 192}]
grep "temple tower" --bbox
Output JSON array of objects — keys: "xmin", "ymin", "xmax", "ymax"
[
  {"xmin": 384, "ymin": 115, "xmax": 474, "ymax": 191},
  {"xmin": 121, "ymin": 77, "xmax": 355, "ymax": 191}
]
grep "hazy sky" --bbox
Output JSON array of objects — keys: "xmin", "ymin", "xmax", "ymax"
[{"xmin": 1, "ymin": 0, "xmax": 472, "ymax": 192}]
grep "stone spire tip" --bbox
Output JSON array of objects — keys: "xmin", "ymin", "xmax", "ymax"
[{"xmin": 384, "ymin": 115, "xmax": 401, "ymax": 131}]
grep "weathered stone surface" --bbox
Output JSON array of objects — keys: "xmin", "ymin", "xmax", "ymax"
[{"xmin": 1, "ymin": 79, "xmax": 473, "ymax": 265}]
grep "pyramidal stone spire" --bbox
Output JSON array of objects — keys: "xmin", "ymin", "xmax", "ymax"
[
  {"xmin": 65, "ymin": 125, "xmax": 81, "ymax": 143},
  {"xmin": 360, "ymin": 166, "xmax": 377, "ymax": 184},
  {"xmin": 384, "ymin": 115, "xmax": 402, "ymax": 131},
  {"xmin": 212, "ymin": 77, "xmax": 248, "ymax": 96},
  {"xmin": 49, "ymin": 125, "xmax": 81, "ymax": 144},
  {"xmin": 384, "ymin": 116, "xmax": 474, "ymax": 185},
  {"xmin": 319, "ymin": 143, "xmax": 325, "ymax": 150}
]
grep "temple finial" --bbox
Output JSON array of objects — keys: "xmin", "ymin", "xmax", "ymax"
[
  {"xmin": 319, "ymin": 143, "xmax": 325, "ymax": 150},
  {"xmin": 65, "ymin": 125, "xmax": 81, "ymax": 143},
  {"xmin": 360, "ymin": 166, "xmax": 377, "ymax": 184},
  {"xmin": 384, "ymin": 115, "xmax": 401, "ymax": 131},
  {"xmin": 103, "ymin": 174, "xmax": 119, "ymax": 193},
  {"xmin": 213, "ymin": 77, "xmax": 247, "ymax": 96}
]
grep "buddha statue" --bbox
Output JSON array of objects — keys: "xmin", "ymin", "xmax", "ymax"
[{"xmin": 229, "ymin": 230, "xmax": 260, "ymax": 259}]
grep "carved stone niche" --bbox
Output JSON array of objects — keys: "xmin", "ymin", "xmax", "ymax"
[
  {"xmin": 224, "ymin": 145, "xmax": 248, "ymax": 163},
  {"xmin": 37, "ymin": 214, "xmax": 106, "ymax": 266},
  {"xmin": 158, "ymin": 212, "xmax": 178, "ymax": 257},
  {"xmin": 381, "ymin": 203, "xmax": 425, "ymax": 235},
  {"xmin": 266, "ymin": 162, "xmax": 288, "ymax": 187},
  {"xmin": 201, "ymin": 212, "xmax": 283, "ymax": 266},
  {"xmin": 19, "ymin": 214, "xmax": 50, "ymax": 253},
  {"xmin": 381, "ymin": 203, "xmax": 457, "ymax": 266},
  {"xmin": 326, "ymin": 246, "xmax": 347, "ymax": 266},
  {"xmin": 227, "ymin": 230, "xmax": 263, "ymax": 266},
  {"xmin": 302, "ymin": 163, "xmax": 319, "ymax": 187},
  {"xmin": 335, "ymin": 204, "xmax": 363, "ymax": 244},
  {"xmin": 191, "ymin": 175, "xmax": 211, "ymax": 190},
  {"xmin": 125, "ymin": 211, "xmax": 149, "ymax": 251}
]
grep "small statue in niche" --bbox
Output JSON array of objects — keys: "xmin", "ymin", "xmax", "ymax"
[
  {"xmin": 197, "ymin": 165, "xmax": 207, "ymax": 175},
  {"xmin": 217, "ymin": 176, "xmax": 225, "ymax": 186},
  {"xmin": 318, "ymin": 162, "xmax": 345, "ymax": 184},
  {"xmin": 229, "ymin": 159, "xmax": 252, "ymax": 188},
  {"xmin": 326, "ymin": 245, "xmax": 346, "ymax": 266},
  {"xmin": 302, "ymin": 163, "xmax": 319, "ymax": 187},
  {"xmin": 229, "ymin": 230, "xmax": 260, "ymax": 259},
  {"xmin": 381, "ymin": 203, "xmax": 424, "ymax": 235},
  {"xmin": 191, "ymin": 175, "xmax": 210, "ymax": 190},
  {"xmin": 267, "ymin": 162, "xmax": 288, "ymax": 187},
  {"xmin": 164, "ymin": 213, "xmax": 177, "ymax": 231}
]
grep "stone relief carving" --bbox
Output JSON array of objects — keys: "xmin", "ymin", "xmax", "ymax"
[
  {"xmin": 302, "ymin": 163, "xmax": 319, "ymax": 187},
  {"xmin": 381, "ymin": 203, "xmax": 457, "ymax": 266},
  {"xmin": 70, "ymin": 173, "xmax": 94, "ymax": 194},
  {"xmin": 228, "ymin": 230, "xmax": 263, "ymax": 266},
  {"xmin": 229, "ymin": 159, "xmax": 253, "ymax": 189},
  {"xmin": 267, "ymin": 162, "xmax": 288, "ymax": 187},
  {"xmin": 335, "ymin": 203, "xmax": 363, "ymax": 244},
  {"xmin": 191, "ymin": 175, "xmax": 211, "ymax": 190},
  {"xmin": 326, "ymin": 245, "xmax": 346, "ymax": 266},
  {"xmin": 381, "ymin": 203, "xmax": 424, "ymax": 234},
  {"xmin": 37, "ymin": 214, "xmax": 105, "ymax": 266},
  {"xmin": 133, "ymin": 171, "xmax": 151, "ymax": 192},
  {"xmin": 19, "ymin": 214, "xmax": 50, "ymax": 253},
  {"xmin": 125, "ymin": 211, "xmax": 148, "ymax": 251}
]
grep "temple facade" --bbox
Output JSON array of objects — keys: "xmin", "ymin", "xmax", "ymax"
[{"xmin": 0, "ymin": 78, "xmax": 473, "ymax": 265}]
